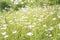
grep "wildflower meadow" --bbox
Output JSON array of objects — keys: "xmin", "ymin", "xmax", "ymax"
[{"xmin": 0, "ymin": 0, "xmax": 60, "ymax": 40}]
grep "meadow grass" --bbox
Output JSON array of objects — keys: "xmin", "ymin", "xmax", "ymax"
[{"xmin": 0, "ymin": 5, "xmax": 60, "ymax": 40}]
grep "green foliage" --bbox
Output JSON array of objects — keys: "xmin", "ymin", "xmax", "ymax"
[
  {"xmin": 0, "ymin": 0, "xmax": 60, "ymax": 11},
  {"xmin": 0, "ymin": 1, "xmax": 11, "ymax": 11},
  {"xmin": 48, "ymin": 0, "xmax": 60, "ymax": 5}
]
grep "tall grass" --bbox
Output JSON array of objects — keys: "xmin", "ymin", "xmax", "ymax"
[
  {"xmin": 0, "ymin": 5, "xmax": 60, "ymax": 40},
  {"xmin": 0, "ymin": 0, "xmax": 60, "ymax": 40}
]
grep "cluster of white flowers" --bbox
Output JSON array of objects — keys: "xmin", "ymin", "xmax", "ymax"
[
  {"xmin": 1, "ymin": 32, "xmax": 9, "ymax": 38},
  {"xmin": 46, "ymin": 33, "xmax": 52, "ymax": 37}
]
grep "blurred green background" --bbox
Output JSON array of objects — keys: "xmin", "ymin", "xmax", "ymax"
[{"xmin": 0, "ymin": 0, "xmax": 60, "ymax": 11}]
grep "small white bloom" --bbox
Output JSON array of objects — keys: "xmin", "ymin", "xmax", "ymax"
[
  {"xmin": 52, "ymin": 17, "xmax": 56, "ymax": 21},
  {"xmin": 58, "ymin": 7, "xmax": 60, "ymax": 9},
  {"xmin": 5, "ymin": 7, "xmax": 8, "ymax": 9},
  {"xmin": 43, "ymin": 24, "xmax": 47, "ymax": 27},
  {"xmin": 58, "ymin": 23, "xmax": 60, "ymax": 27},
  {"xmin": 1, "ymin": 32, "xmax": 6, "ymax": 35},
  {"xmin": 27, "ymin": 32, "xmax": 33, "ymax": 36},
  {"xmin": 50, "ymin": 12, "xmax": 54, "ymax": 15},
  {"xmin": 4, "ymin": 35, "xmax": 8, "ymax": 38},
  {"xmin": 12, "ymin": 30, "xmax": 17, "ymax": 34},
  {"xmin": 58, "ymin": 15, "xmax": 60, "ymax": 18},
  {"xmin": 49, "ymin": 34, "xmax": 52, "ymax": 37},
  {"xmin": 48, "ymin": 27, "xmax": 54, "ymax": 31},
  {"xmin": 15, "ymin": 19, "xmax": 18, "ymax": 21},
  {"xmin": 27, "ymin": 25, "xmax": 34, "ymax": 29},
  {"xmin": 57, "ymin": 13, "xmax": 60, "ymax": 18},
  {"xmin": 3, "ymin": 24, "xmax": 7, "ymax": 27},
  {"xmin": 38, "ymin": 18, "xmax": 42, "ymax": 22},
  {"xmin": 46, "ymin": 34, "xmax": 49, "ymax": 36},
  {"xmin": 58, "ymin": 23, "xmax": 60, "ymax": 29}
]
